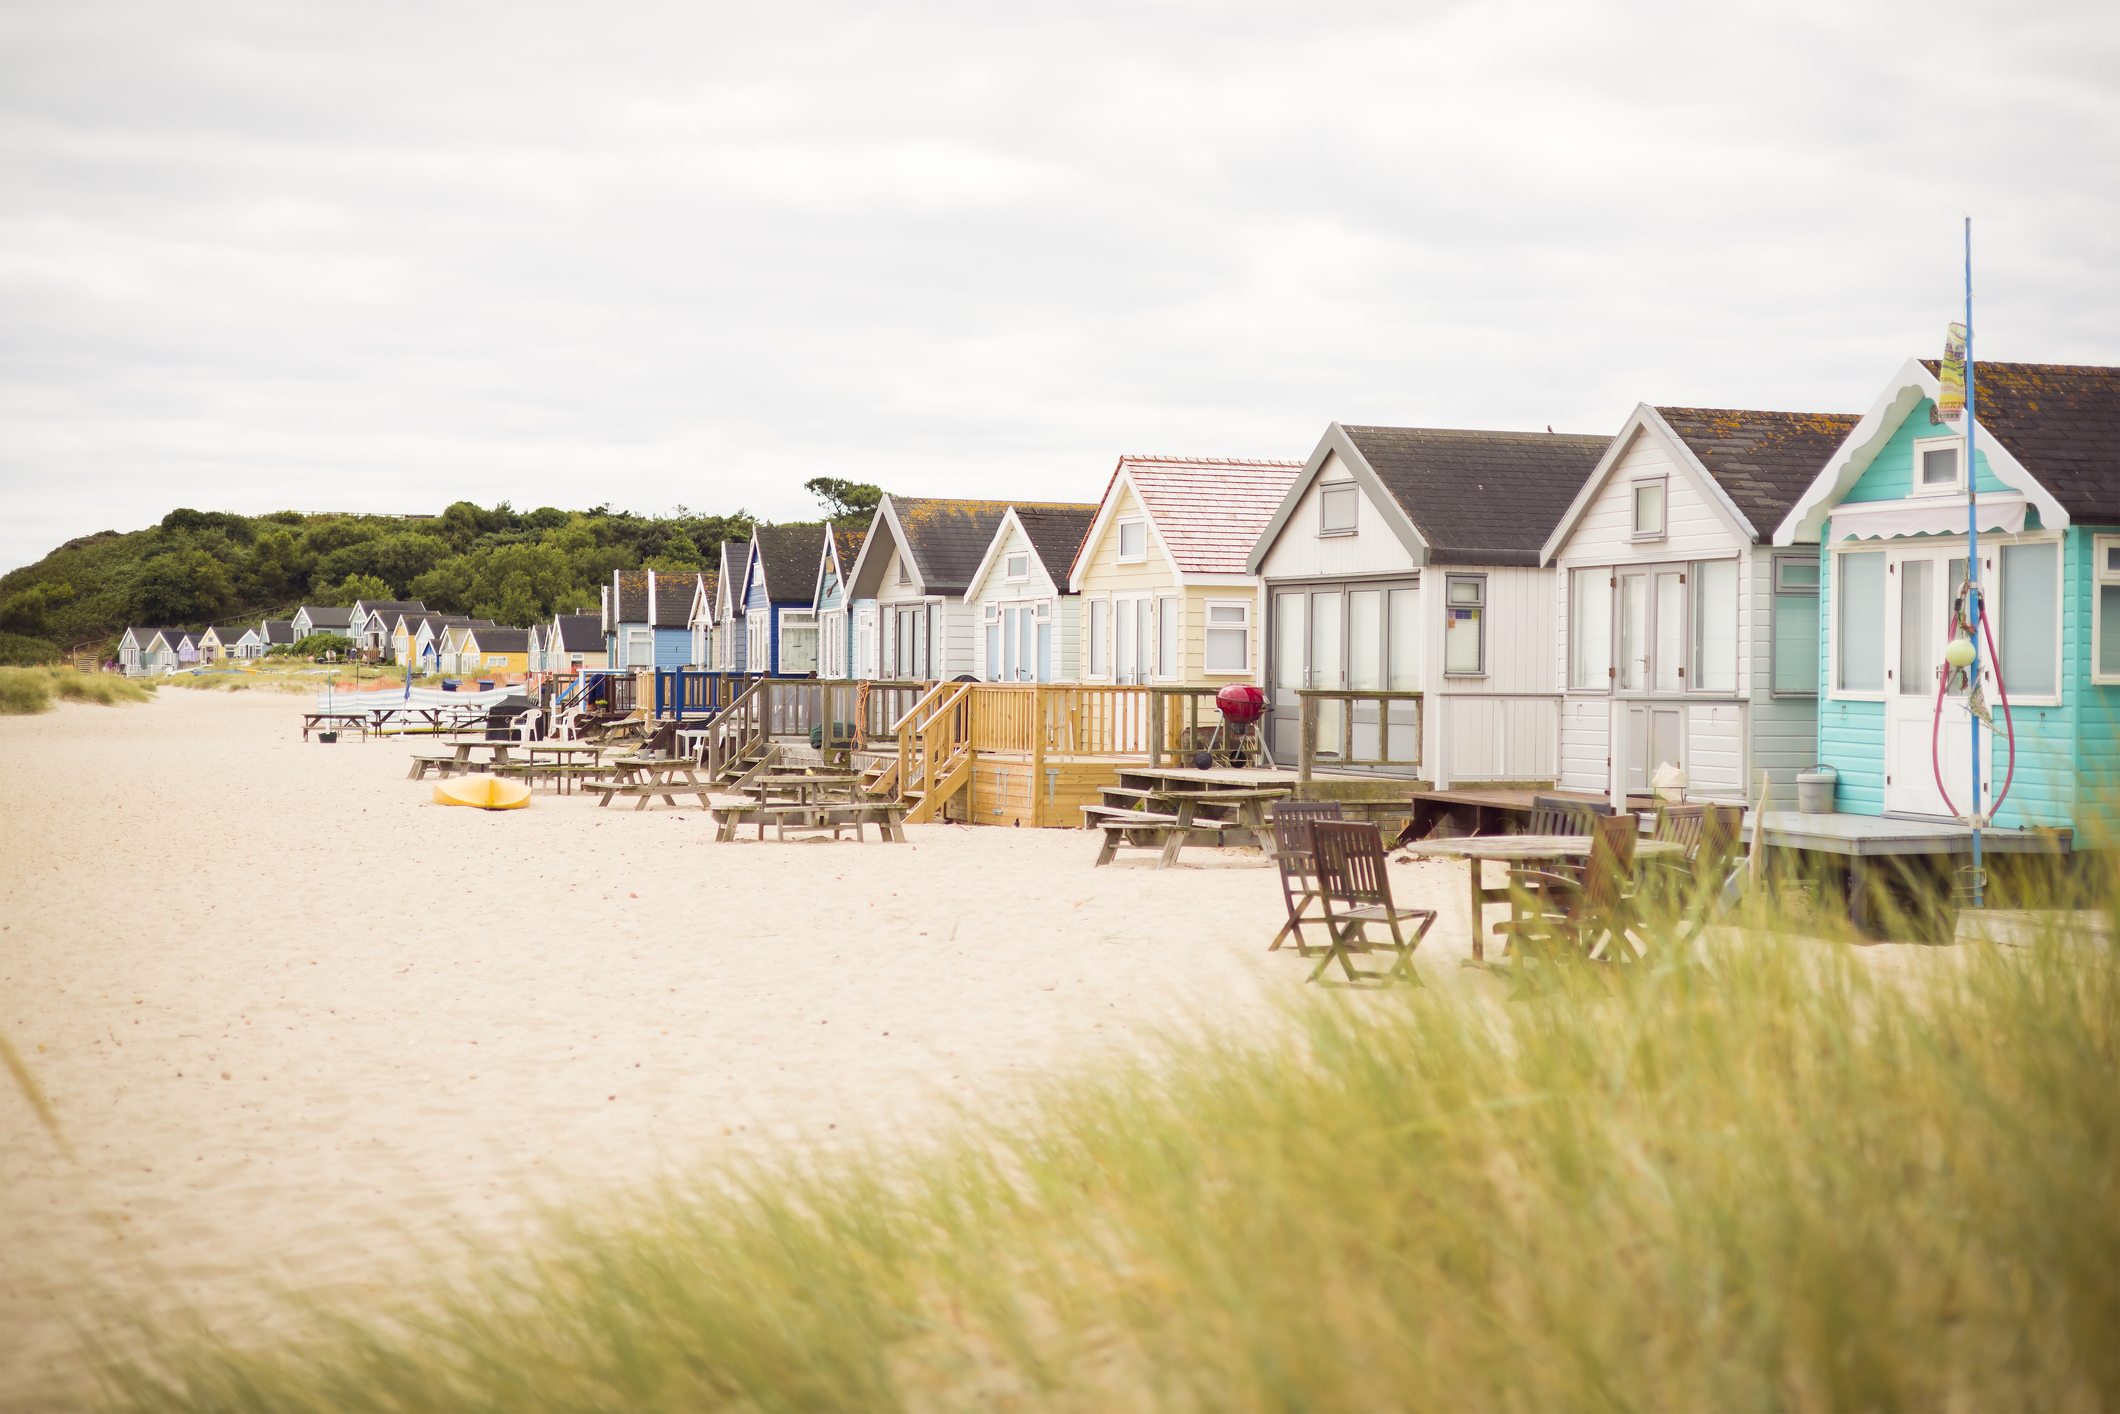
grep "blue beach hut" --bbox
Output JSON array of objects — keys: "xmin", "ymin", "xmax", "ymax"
[{"xmin": 1774, "ymin": 359, "xmax": 2120, "ymax": 838}]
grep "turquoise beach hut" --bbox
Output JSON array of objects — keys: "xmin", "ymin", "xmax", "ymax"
[{"xmin": 1774, "ymin": 359, "xmax": 2120, "ymax": 839}]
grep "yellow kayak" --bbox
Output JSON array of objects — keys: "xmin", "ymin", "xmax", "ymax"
[{"xmin": 432, "ymin": 775, "xmax": 532, "ymax": 810}]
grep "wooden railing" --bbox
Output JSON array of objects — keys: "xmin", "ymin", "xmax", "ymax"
[
  {"xmin": 1295, "ymin": 689, "xmax": 1423, "ymax": 783},
  {"xmin": 654, "ymin": 670, "xmax": 759, "ymax": 719},
  {"xmin": 896, "ymin": 680, "xmax": 974, "ymax": 804}
]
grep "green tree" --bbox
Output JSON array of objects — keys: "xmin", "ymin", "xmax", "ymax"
[
  {"xmin": 0, "ymin": 582, "xmax": 74, "ymax": 636},
  {"xmin": 323, "ymin": 573, "xmax": 393, "ymax": 607},
  {"xmin": 644, "ymin": 532, "xmax": 703, "ymax": 571},
  {"xmin": 312, "ymin": 532, "xmax": 450, "ymax": 598},
  {"xmin": 130, "ymin": 550, "xmax": 235, "ymax": 623},
  {"xmin": 242, "ymin": 529, "xmax": 309, "ymax": 602},
  {"xmin": 804, "ymin": 479, "xmax": 884, "ymax": 526}
]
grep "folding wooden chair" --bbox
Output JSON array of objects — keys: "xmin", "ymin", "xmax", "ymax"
[
  {"xmin": 1268, "ymin": 800, "xmax": 1342, "ymax": 954},
  {"xmin": 1308, "ymin": 821, "xmax": 1436, "ymax": 986},
  {"xmin": 1496, "ymin": 812, "xmax": 1642, "ymax": 964},
  {"xmin": 1527, "ymin": 794, "xmax": 1608, "ymax": 837}
]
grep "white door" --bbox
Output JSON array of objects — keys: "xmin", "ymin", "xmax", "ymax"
[{"xmin": 1884, "ymin": 547, "xmax": 1978, "ymax": 816}]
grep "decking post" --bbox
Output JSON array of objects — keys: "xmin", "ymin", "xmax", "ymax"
[
  {"xmin": 1299, "ymin": 693, "xmax": 1316, "ymax": 784},
  {"xmin": 1148, "ymin": 689, "xmax": 1162, "ymax": 768},
  {"xmin": 1031, "ymin": 683, "xmax": 1048, "ymax": 826}
]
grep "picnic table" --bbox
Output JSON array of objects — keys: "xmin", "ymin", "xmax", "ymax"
[
  {"xmin": 1086, "ymin": 767, "xmax": 1294, "ymax": 869},
  {"xmin": 303, "ymin": 711, "xmax": 370, "ymax": 741},
  {"xmin": 709, "ymin": 800, "xmax": 908, "ymax": 842},
  {"xmin": 743, "ymin": 772, "xmax": 864, "ymax": 806},
  {"xmin": 1401, "ymin": 834, "xmax": 1685, "ymax": 961},
  {"xmin": 584, "ymin": 754, "xmax": 712, "ymax": 810}
]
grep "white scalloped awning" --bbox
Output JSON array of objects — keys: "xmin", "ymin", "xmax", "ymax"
[{"xmin": 1829, "ymin": 495, "xmax": 2027, "ymax": 541}]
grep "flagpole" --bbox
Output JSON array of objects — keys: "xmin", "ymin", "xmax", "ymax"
[{"xmin": 1964, "ymin": 216, "xmax": 1983, "ymax": 907}]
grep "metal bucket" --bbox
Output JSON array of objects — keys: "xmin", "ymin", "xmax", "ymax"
[{"xmin": 1795, "ymin": 766, "xmax": 1837, "ymax": 814}]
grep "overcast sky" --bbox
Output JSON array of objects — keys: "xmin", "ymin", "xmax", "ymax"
[{"xmin": 3, "ymin": 0, "xmax": 2116, "ymax": 574}]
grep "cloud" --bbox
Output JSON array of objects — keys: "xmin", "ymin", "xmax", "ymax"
[{"xmin": 2, "ymin": 0, "xmax": 2115, "ymax": 573}]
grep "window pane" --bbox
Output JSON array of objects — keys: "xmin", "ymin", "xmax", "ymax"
[
  {"xmin": 1693, "ymin": 560, "xmax": 1738, "ymax": 691},
  {"xmin": 1020, "ymin": 608, "xmax": 1036, "ymax": 681},
  {"xmin": 1619, "ymin": 573, "xmax": 1648, "ymax": 690},
  {"xmin": 1320, "ymin": 484, "xmax": 1357, "ymax": 533},
  {"xmin": 1275, "ymin": 593, "xmax": 1304, "ymax": 692},
  {"xmin": 1119, "ymin": 522, "xmax": 1145, "ymax": 558},
  {"xmin": 1349, "ymin": 590, "xmax": 1381, "ymax": 690},
  {"xmin": 1898, "ymin": 558, "xmax": 1932, "ymax": 695},
  {"xmin": 1837, "ymin": 552, "xmax": 1886, "ymax": 691},
  {"xmin": 1634, "ymin": 483, "xmax": 1665, "ymax": 535},
  {"xmin": 1136, "ymin": 600, "xmax": 1152, "ymax": 680},
  {"xmin": 1209, "ymin": 604, "xmax": 1246, "ymax": 624},
  {"xmin": 1205, "ymin": 628, "xmax": 1246, "ymax": 672},
  {"xmin": 1037, "ymin": 622, "xmax": 1051, "ymax": 681},
  {"xmin": 2101, "ymin": 585, "xmax": 2120, "ymax": 676},
  {"xmin": 1088, "ymin": 602, "xmax": 1106, "ymax": 677},
  {"xmin": 1922, "ymin": 447, "xmax": 1958, "ymax": 486},
  {"xmin": 1114, "ymin": 601, "xmax": 1133, "ymax": 683},
  {"xmin": 1311, "ymin": 592, "xmax": 1342, "ymax": 687},
  {"xmin": 1655, "ymin": 572, "xmax": 1685, "ymax": 691},
  {"xmin": 1572, "ymin": 568, "xmax": 1612, "ymax": 690},
  {"xmin": 1772, "ymin": 594, "xmax": 1819, "ymax": 693},
  {"xmin": 1156, "ymin": 598, "xmax": 1178, "ymax": 677},
  {"xmin": 1388, "ymin": 588, "xmax": 1420, "ymax": 691},
  {"xmin": 2000, "ymin": 542, "xmax": 2058, "ymax": 696},
  {"xmin": 1779, "ymin": 559, "xmax": 1819, "ymax": 589}
]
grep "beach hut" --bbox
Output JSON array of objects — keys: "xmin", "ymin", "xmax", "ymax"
[
  {"xmin": 229, "ymin": 627, "xmax": 265, "ymax": 660},
  {"xmin": 116, "ymin": 626, "xmax": 176, "ymax": 675},
  {"xmin": 525, "ymin": 623, "xmax": 545, "ymax": 673},
  {"xmin": 548, "ymin": 613, "xmax": 605, "ymax": 674},
  {"xmin": 195, "ymin": 625, "xmax": 228, "ymax": 663},
  {"xmin": 739, "ymin": 525, "xmax": 828, "ymax": 676},
  {"xmin": 259, "ymin": 620, "xmax": 296, "ymax": 654},
  {"xmin": 1539, "ymin": 405, "xmax": 1860, "ymax": 804},
  {"xmin": 1071, "ymin": 456, "xmax": 1301, "ymax": 695},
  {"xmin": 461, "ymin": 626, "xmax": 530, "ymax": 677},
  {"xmin": 602, "ymin": 570, "xmax": 707, "ymax": 671},
  {"xmin": 964, "ymin": 503, "xmax": 1099, "ymax": 682},
  {"xmin": 437, "ymin": 620, "xmax": 496, "ymax": 675},
  {"xmin": 848, "ymin": 498, "xmax": 1088, "ymax": 682},
  {"xmin": 348, "ymin": 600, "xmax": 426, "ymax": 659},
  {"xmin": 173, "ymin": 631, "xmax": 202, "ymax": 665},
  {"xmin": 679, "ymin": 570, "xmax": 720, "ymax": 669},
  {"xmin": 698, "ymin": 541, "xmax": 749, "ymax": 673},
  {"xmin": 404, "ymin": 614, "xmax": 469, "ymax": 673},
  {"xmin": 1772, "ymin": 359, "xmax": 2120, "ymax": 832},
  {"xmin": 1246, "ymin": 429, "xmax": 1606, "ymax": 785},
  {"xmin": 290, "ymin": 606, "xmax": 354, "ymax": 641},
  {"xmin": 813, "ymin": 524, "xmax": 869, "ymax": 680}
]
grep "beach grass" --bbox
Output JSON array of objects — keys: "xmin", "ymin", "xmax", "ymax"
[
  {"xmin": 0, "ymin": 666, "xmax": 155, "ymax": 715},
  {"xmin": 95, "ymin": 865, "xmax": 2120, "ymax": 1414}
]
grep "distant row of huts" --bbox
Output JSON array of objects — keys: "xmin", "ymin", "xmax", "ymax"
[{"xmin": 117, "ymin": 356, "xmax": 2120, "ymax": 833}]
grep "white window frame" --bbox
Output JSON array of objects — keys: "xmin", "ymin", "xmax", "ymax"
[
  {"xmin": 1631, "ymin": 476, "xmax": 1668, "ymax": 542},
  {"xmin": 983, "ymin": 601, "xmax": 1003, "ymax": 681},
  {"xmin": 1828, "ymin": 547, "xmax": 1888, "ymax": 701},
  {"xmin": 1318, "ymin": 482, "xmax": 1358, "ymax": 538},
  {"xmin": 1111, "ymin": 592, "xmax": 1152, "ymax": 684},
  {"xmin": 485, "ymin": 655, "xmax": 508, "ymax": 668},
  {"xmin": 1566, "ymin": 566, "xmax": 1612, "ymax": 695},
  {"xmin": 1442, "ymin": 574, "xmax": 1487, "ymax": 677},
  {"xmin": 1086, "ymin": 596, "xmax": 1108, "ymax": 680},
  {"xmin": 1202, "ymin": 599, "xmax": 1251, "ymax": 675},
  {"xmin": 1910, "ymin": 435, "xmax": 1967, "ymax": 498},
  {"xmin": 1004, "ymin": 552, "xmax": 1030, "ymax": 583},
  {"xmin": 2094, "ymin": 534, "xmax": 2120, "ymax": 686},
  {"xmin": 1992, "ymin": 532, "xmax": 2066, "ymax": 706},
  {"xmin": 1153, "ymin": 595, "xmax": 1181, "ymax": 680},
  {"xmin": 1116, "ymin": 518, "xmax": 1148, "ymax": 564},
  {"xmin": 626, "ymin": 627, "xmax": 654, "ymax": 669}
]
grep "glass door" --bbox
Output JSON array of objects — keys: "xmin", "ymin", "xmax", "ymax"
[
  {"xmin": 1884, "ymin": 548, "xmax": 1975, "ymax": 816},
  {"xmin": 1268, "ymin": 581, "xmax": 1421, "ymax": 766}
]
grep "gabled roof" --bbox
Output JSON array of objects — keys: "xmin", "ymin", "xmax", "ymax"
[
  {"xmin": 260, "ymin": 620, "xmax": 294, "ymax": 643},
  {"xmin": 715, "ymin": 541, "xmax": 748, "ymax": 614},
  {"xmin": 351, "ymin": 600, "xmax": 426, "ymax": 620},
  {"xmin": 122, "ymin": 625, "xmax": 174, "ymax": 649},
  {"xmin": 1773, "ymin": 357, "xmax": 2098, "ymax": 544},
  {"xmin": 1919, "ymin": 360, "xmax": 2120, "ymax": 522},
  {"xmin": 750, "ymin": 524, "xmax": 828, "ymax": 603},
  {"xmin": 651, "ymin": 571, "xmax": 705, "ymax": 628},
  {"xmin": 963, "ymin": 504, "xmax": 1099, "ymax": 600},
  {"xmin": 1541, "ymin": 406, "xmax": 1858, "ymax": 561},
  {"xmin": 552, "ymin": 614, "xmax": 603, "ymax": 652},
  {"xmin": 1078, "ymin": 457, "xmax": 1303, "ymax": 587},
  {"xmin": 297, "ymin": 606, "xmax": 354, "ymax": 628},
  {"xmin": 853, "ymin": 496, "xmax": 1104, "ymax": 597},
  {"xmin": 612, "ymin": 570, "xmax": 651, "ymax": 624},
  {"xmin": 468, "ymin": 627, "xmax": 529, "ymax": 652}
]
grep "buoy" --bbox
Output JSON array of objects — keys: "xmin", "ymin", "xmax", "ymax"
[{"xmin": 432, "ymin": 776, "xmax": 531, "ymax": 810}]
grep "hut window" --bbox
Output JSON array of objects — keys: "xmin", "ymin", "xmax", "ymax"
[
  {"xmin": 1999, "ymin": 541, "xmax": 2059, "ymax": 698},
  {"xmin": 1204, "ymin": 601, "xmax": 1249, "ymax": 673},
  {"xmin": 1319, "ymin": 483, "xmax": 1358, "ymax": 536},
  {"xmin": 1087, "ymin": 599, "xmax": 1108, "ymax": 678},
  {"xmin": 1912, "ymin": 437, "xmax": 1964, "ymax": 495},
  {"xmin": 1570, "ymin": 568, "xmax": 1612, "ymax": 691},
  {"xmin": 984, "ymin": 603, "xmax": 1002, "ymax": 681},
  {"xmin": 2095, "ymin": 537, "xmax": 2120, "ymax": 684},
  {"xmin": 1835, "ymin": 551, "xmax": 1886, "ymax": 693},
  {"xmin": 1117, "ymin": 520, "xmax": 1147, "ymax": 562},
  {"xmin": 1005, "ymin": 553, "xmax": 1029, "ymax": 582},
  {"xmin": 1444, "ymin": 575, "xmax": 1485, "ymax": 676},
  {"xmin": 1690, "ymin": 560, "xmax": 1738, "ymax": 692},
  {"xmin": 1771, "ymin": 554, "xmax": 1820, "ymax": 695},
  {"xmin": 1155, "ymin": 597, "xmax": 1179, "ymax": 678},
  {"xmin": 1632, "ymin": 479, "xmax": 1667, "ymax": 540}
]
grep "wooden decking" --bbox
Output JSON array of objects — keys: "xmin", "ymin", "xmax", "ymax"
[{"xmin": 1407, "ymin": 787, "xmax": 1651, "ymax": 840}]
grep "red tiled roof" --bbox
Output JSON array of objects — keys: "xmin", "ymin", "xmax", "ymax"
[{"xmin": 1107, "ymin": 456, "xmax": 1305, "ymax": 575}]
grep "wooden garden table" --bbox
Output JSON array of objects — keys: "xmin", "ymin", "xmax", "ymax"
[
  {"xmin": 1401, "ymin": 835, "xmax": 1685, "ymax": 960},
  {"xmin": 303, "ymin": 711, "xmax": 370, "ymax": 741}
]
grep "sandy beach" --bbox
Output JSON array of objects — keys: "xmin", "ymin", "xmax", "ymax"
[{"xmin": 1, "ymin": 689, "xmax": 1499, "ymax": 1406}]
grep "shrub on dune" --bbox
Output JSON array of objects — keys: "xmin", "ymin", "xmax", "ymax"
[{"xmin": 0, "ymin": 667, "xmax": 154, "ymax": 714}]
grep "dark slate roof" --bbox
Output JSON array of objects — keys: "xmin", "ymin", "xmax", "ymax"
[
  {"xmin": 1011, "ymin": 505, "xmax": 1099, "ymax": 584},
  {"xmin": 1655, "ymin": 408, "xmax": 1863, "ymax": 539},
  {"xmin": 1341, "ymin": 426, "xmax": 1611, "ymax": 565},
  {"xmin": 260, "ymin": 620, "xmax": 294, "ymax": 643},
  {"xmin": 612, "ymin": 571, "xmax": 651, "ymax": 624},
  {"xmin": 894, "ymin": 498, "xmax": 1093, "ymax": 595},
  {"xmin": 473, "ymin": 627, "xmax": 530, "ymax": 652},
  {"xmin": 553, "ymin": 614, "xmax": 602, "ymax": 652},
  {"xmin": 717, "ymin": 541, "xmax": 748, "ymax": 603},
  {"xmin": 299, "ymin": 606, "xmax": 355, "ymax": 627},
  {"xmin": 830, "ymin": 526, "xmax": 866, "ymax": 576},
  {"xmin": 352, "ymin": 600, "xmax": 426, "ymax": 617},
  {"xmin": 125, "ymin": 625, "xmax": 175, "ymax": 646},
  {"xmin": 754, "ymin": 524, "xmax": 827, "ymax": 603},
  {"xmin": 1919, "ymin": 360, "xmax": 2120, "ymax": 523},
  {"xmin": 651, "ymin": 571, "xmax": 705, "ymax": 628}
]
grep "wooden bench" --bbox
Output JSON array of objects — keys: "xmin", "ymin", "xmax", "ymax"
[
  {"xmin": 406, "ymin": 753, "xmax": 462, "ymax": 780},
  {"xmin": 490, "ymin": 762, "xmax": 608, "ymax": 795},
  {"xmin": 709, "ymin": 802, "xmax": 908, "ymax": 842},
  {"xmin": 582, "ymin": 781, "xmax": 715, "ymax": 811},
  {"xmin": 1082, "ymin": 805, "xmax": 1259, "ymax": 869}
]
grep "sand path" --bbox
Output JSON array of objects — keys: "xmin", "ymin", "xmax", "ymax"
[{"xmin": 1, "ymin": 690, "xmax": 1490, "ymax": 1406}]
